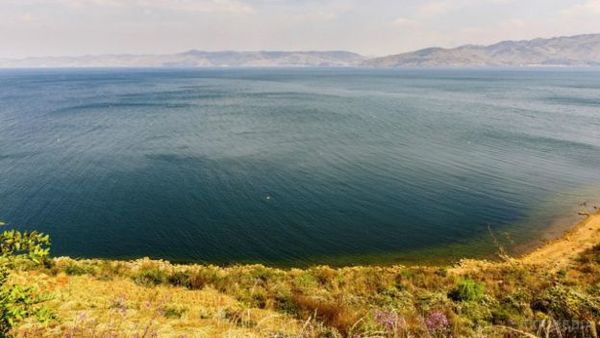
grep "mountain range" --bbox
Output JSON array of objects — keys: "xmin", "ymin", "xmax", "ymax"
[
  {"xmin": 365, "ymin": 33, "xmax": 600, "ymax": 67},
  {"xmin": 0, "ymin": 50, "xmax": 366, "ymax": 68},
  {"xmin": 1, "ymin": 34, "xmax": 599, "ymax": 68}
]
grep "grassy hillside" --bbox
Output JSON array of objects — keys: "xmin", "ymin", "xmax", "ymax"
[{"xmin": 3, "ymin": 213, "xmax": 600, "ymax": 337}]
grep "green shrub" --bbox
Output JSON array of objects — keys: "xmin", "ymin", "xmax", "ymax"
[
  {"xmin": 457, "ymin": 299, "xmax": 493, "ymax": 325},
  {"xmin": 248, "ymin": 266, "xmax": 281, "ymax": 284},
  {"xmin": 0, "ymin": 222, "xmax": 53, "ymax": 335},
  {"xmin": 162, "ymin": 305, "xmax": 187, "ymax": 319},
  {"xmin": 167, "ymin": 271, "xmax": 191, "ymax": 288},
  {"xmin": 531, "ymin": 285, "xmax": 600, "ymax": 320},
  {"xmin": 589, "ymin": 283, "xmax": 600, "ymax": 295},
  {"xmin": 274, "ymin": 290, "xmax": 298, "ymax": 315},
  {"xmin": 293, "ymin": 272, "xmax": 318, "ymax": 289},
  {"xmin": 133, "ymin": 268, "xmax": 166, "ymax": 286},
  {"xmin": 416, "ymin": 290, "xmax": 451, "ymax": 313},
  {"xmin": 63, "ymin": 263, "xmax": 89, "ymax": 276},
  {"xmin": 0, "ymin": 227, "xmax": 50, "ymax": 264},
  {"xmin": 448, "ymin": 279, "xmax": 485, "ymax": 302},
  {"xmin": 33, "ymin": 306, "xmax": 57, "ymax": 324}
]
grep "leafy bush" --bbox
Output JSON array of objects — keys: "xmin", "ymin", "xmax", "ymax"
[
  {"xmin": 531, "ymin": 285, "xmax": 600, "ymax": 320},
  {"xmin": 0, "ymin": 221, "xmax": 52, "ymax": 335},
  {"xmin": 167, "ymin": 271, "xmax": 191, "ymax": 288},
  {"xmin": 133, "ymin": 267, "xmax": 166, "ymax": 286},
  {"xmin": 448, "ymin": 279, "xmax": 485, "ymax": 302},
  {"xmin": 63, "ymin": 263, "xmax": 90, "ymax": 276},
  {"xmin": 274, "ymin": 289, "xmax": 297, "ymax": 314},
  {"xmin": 0, "ymin": 226, "xmax": 50, "ymax": 264}
]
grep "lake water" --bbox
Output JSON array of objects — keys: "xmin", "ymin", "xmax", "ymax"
[{"xmin": 0, "ymin": 68, "xmax": 599, "ymax": 265}]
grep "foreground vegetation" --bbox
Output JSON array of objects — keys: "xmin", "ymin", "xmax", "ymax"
[{"xmin": 2, "ymin": 214, "xmax": 600, "ymax": 337}]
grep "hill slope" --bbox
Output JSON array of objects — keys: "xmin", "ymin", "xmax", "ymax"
[
  {"xmin": 365, "ymin": 34, "xmax": 600, "ymax": 67},
  {"xmin": 8, "ymin": 211, "xmax": 600, "ymax": 337}
]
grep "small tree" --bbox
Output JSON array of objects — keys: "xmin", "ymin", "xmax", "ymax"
[{"xmin": 0, "ymin": 221, "xmax": 51, "ymax": 336}]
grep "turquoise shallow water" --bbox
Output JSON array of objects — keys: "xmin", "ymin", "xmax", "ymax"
[{"xmin": 0, "ymin": 68, "xmax": 599, "ymax": 265}]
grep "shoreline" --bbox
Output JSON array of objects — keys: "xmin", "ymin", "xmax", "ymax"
[
  {"xmin": 454, "ymin": 210, "xmax": 600, "ymax": 273},
  {"xmin": 519, "ymin": 210, "xmax": 600, "ymax": 268},
  {"xmin": 48, "ymin": 211, "xmax": 600, "ymax": 269},
  {"xmin": 41, "ymin": 201, "xmax": 600, "ymax": 269}
]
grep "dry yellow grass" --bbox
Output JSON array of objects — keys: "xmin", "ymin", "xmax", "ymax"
[
  {"xmin": 8, "ymin": 212, "xmax": 600, "ymax": 337},
  {"xmin": 12, "ymin": 270, "xmax": 304, "ymax": 337}
]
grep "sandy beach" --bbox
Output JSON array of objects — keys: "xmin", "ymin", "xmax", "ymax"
[
  {"xmin": 453, "ymin": 209, "xmax": 600, "ymax": 274},
  {"xmin": 520, "ymin": 210, "xmax": 600, "ymax": 269}
]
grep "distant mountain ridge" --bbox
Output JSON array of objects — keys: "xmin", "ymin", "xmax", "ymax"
[
  {"xmin": 1, "ymin": 34, "xmax": 600, "ymax": 68},
  {"xmin": 364, "ymin": 34, "xmax": 600, "ymax": 67},
  {"xmin": 0, "ymin": 50, "xmax": 366, "ymax": 68}
]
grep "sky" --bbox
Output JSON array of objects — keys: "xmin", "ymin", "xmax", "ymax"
[{"xmin": 1, "ymin": 0, "xmax": 600, "ymax": 58}]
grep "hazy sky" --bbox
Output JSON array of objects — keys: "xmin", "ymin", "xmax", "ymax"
[{"xmin": 1, "ymin": 0, "xmax": 600, "ymax": 58}]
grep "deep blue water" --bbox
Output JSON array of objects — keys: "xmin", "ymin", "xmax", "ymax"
[{"xmin": 0, "ymin": 68, "xmax": 599, "ymax": 265}]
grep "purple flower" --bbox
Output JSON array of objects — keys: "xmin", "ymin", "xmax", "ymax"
[
  {"xmin": 426, "ymin": 311, "xmax": 449, "ymax": 332},
  {"xmin": 374, "ymin": 310, "xmax": 406, "ymax": 332}
]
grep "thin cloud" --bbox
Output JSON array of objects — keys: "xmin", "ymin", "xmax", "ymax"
[
  {"xmin": 11, "ymin": 0, "xmax": 255, "ymax": 13},
  {"xmin": 562, "ymin": 0, "xmax": 600, "ymax": 16},
  {"xmin": 1, "ymin": 0, "xmax": 599, "ymax": 58},
  {"xmin": 392, "ymin": 17, "xmax": 418, "ymax": 27},
  {"xmin": 417, "ymin": 1, "xmax": 452, "ymax": 17}
]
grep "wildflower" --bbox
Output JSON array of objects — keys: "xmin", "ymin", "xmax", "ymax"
[
  {"xmin": 425, "ymin": 311, "xmax": 449, "ymax": 333},
  {"xmin": 374, "ymin": 310, "xmax": 406, "ymax": 332}
]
